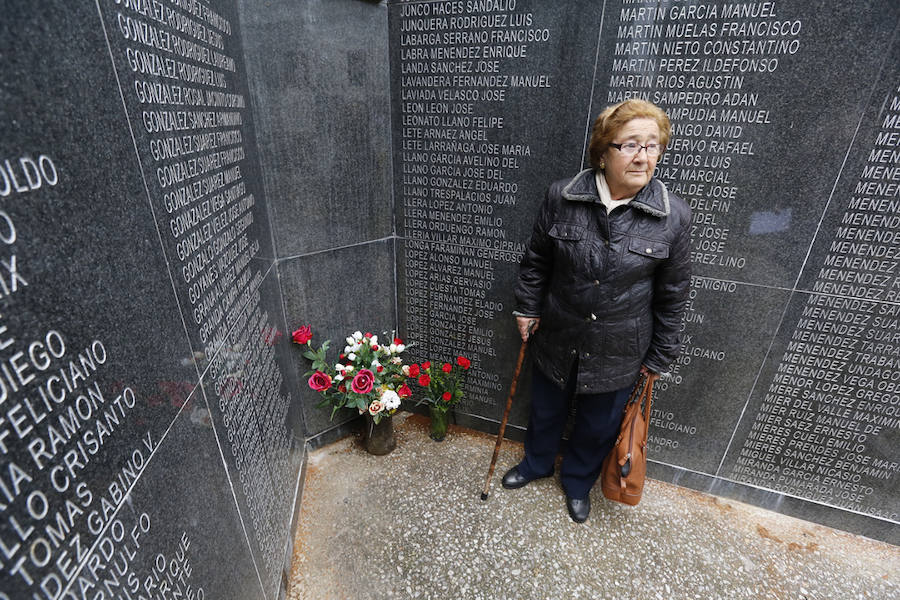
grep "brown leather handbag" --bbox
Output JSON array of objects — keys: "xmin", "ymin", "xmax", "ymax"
[{"xmin": 601, "ymin": 372, "xmax": 658, "ymax": 505}]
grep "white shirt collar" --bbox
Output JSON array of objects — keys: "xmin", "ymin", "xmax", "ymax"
[{"xmin": 595, "ymin": 170, "xmax": 634, "ymax": 213}]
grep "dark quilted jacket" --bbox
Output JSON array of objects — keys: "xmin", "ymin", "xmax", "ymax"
[{"xmin": 515, "ymin": 169, "xmax": 692, "ymax": 392}]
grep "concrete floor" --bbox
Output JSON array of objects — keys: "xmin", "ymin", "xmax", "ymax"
[{"xmin": 288, "ymin": 413, "xmax": 899, "ymax": 600}]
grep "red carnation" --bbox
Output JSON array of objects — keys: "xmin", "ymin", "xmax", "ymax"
[
  {"xmin": 442, "ymin": 362, "xmax": 452, "ymax": 373},
  {"xmin": 418, "ymin": 374, "xmax": 431, "ymax": 387},
  {"xmin": 441, "ymin": 392, "xmax": 452, "ymax": 402},
  {"xmin": 422, "ymin": 361, "xmax": 431, "ymax": 371},
  {"xmin": 394, "ymin": 337, "xmax": 403, "ymax": 345},
  {"xmin": 457, "ymin": 356, "xmax": 471, "ymax": 370},
  {"xmin": 408, "ymin": 364, "xmax": 420, "ymax": 377},
  {"xmin": 398, "ymin": 384, "xmax": 412, "ymax": 398},
  {"xmin": 292, "ymin": 325, "xmax": 313, "ymax": 345}
]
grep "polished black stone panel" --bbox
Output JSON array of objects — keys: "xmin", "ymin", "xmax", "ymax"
[
  {"xmin": 42, "ymin": 404, "xmax": 267, "ymax": 600},
  {"xmin": 95, "ymin": 0, "xmax": 279, "ymax": 367},
  {"xmin": 238, "ymin": 0, "xmax": 394, "ymax": 258},
  {"xmin": 1, "ymin": 2, "xmax": 304, "ymax": 597},
  {"xmin": 0, "ymin": 5, "xmax": 205, "ymax": 596},
  {"xmin": 199, "ymin": 266, "xmax": 303, "ymax": 597},
  {"xmin": 279, "ymin": 239, "xmax": 398, "ymax": 436},
  {"xmin": 390, "ymin": 0, "xmax": 604, "ymax": 429},
  {"xmin": 589, "ymin": 0, "xmax": 900, "ymax": 534},
  {"xmin": 593, "ymin": 0, "xmax": 894, "ymax": 288}
]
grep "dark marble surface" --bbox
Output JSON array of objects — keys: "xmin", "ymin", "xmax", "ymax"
[
  {"xmin": 48, "ymin": 404, "xmax": 269, "ymax": 599},
  {"xmin": 1, "ymin": 2, "xmax": 305, "ymax": 598},
  {"xmin": 238, "ymin": 0, "xmax": 394, "ymax": 259},
  {"xmin": 279, "ymin": 238, "xmax": 398, "ymax": 436},
  {"xmin": 390, "ymin": 0, "xmax": 604, "ymax": 435}
]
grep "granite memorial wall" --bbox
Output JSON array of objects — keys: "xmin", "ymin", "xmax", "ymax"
[
  {"xmin": 389, "ymin": 0, "xmax": 899, "ymax": 543},
  {"xmin": 1, "ymin": 1, "xmax": 310, "ymax": 598}
]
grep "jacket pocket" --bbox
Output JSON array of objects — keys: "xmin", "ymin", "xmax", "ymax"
[
  {"xmin": 548, "ymin": 222, "xmax": 585, "ymax": 241},
  {"xmin": 627, "ymin": 236, "xmax": 669, "ymax": 259}
]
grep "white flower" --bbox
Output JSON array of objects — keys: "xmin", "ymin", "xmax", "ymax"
[
  {"xmin": 370, "ymin": 335, "xmax": 378, "ymax": 346},
  {"xmin": 345, "ymin": 365, "xmax": 354, "ymax": 373},
  {"xmin": 391, "ymin": 357, "xmax": 402, "ymax": 365},
  {"xmin": 334, "ymin": 374, "xmax": 344, "ymax": 382},
  {"xmin": 380, "ymin": 389, "xmax": 401, "ymax": 410},
  {"xmin": 389, "ymin": 343, "xmax": 397, "ymax": 354},
  {"xmin": 401, "ymin": 365, "xmax": 410, "ymax": 376},
  {"xmin": 370, "ymin": 360, "xmax": 381, "ymax": 369},
  {"xmin": 335, "ymin": 364, "xmax": 346, "ymax": 372},
  {"xmin": 348, "ymin": 353, "xmax": 357, "ymax": 361},
  {"xmin": 397, "ymin": 344, "xmax": 406, "ymax": 353},
  {"xmin": 344, "ymin": 345, "xmax": 352, "ymax": 354},
  {"xmin": 353, "ymin": 331, "xmax": 363, "ymax": 340},
  {"xmin": 351, "ymin": 343, "xmax": 362, "ymax": 352},
  {"xmin": 346, "ymin": 337, "xmax": 355, "ymax": 346}
]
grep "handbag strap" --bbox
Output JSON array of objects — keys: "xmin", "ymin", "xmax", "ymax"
[{"xmin": 641, "ymin": 376, "xmax": 654, "ymax": 424}]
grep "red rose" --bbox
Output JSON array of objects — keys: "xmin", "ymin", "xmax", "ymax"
[
  {"xmin": 308, "ymin": 371, "xmax": 332, "ymax": 392},
  {"xmin": 422, "ymin": 361, "xmax": 431, "ymax": 371},
  {"xmin": 442, "ymin": 363, "xmax": 452, "ymax": 373},
  {"xmin": 364, "ymin": 332, "xmax": 373, "ymax": 338},
  {"xmin": 442, "ymin": 392, "xmax": 452, "ymax": 402},
  {"xmin": 351, "ymin": 369, "xmax": 375, "ymax": 394},
  {"xmin": 377, "ymin": 366, "xmax": 384, "ymax": 373},
  {"xmin": 457, "ymin": 356, "xmax": 471, "ymax": 370},
  {"xmin": 372, "ymin": 345, "xmax": 379, "ymax": 351},
  {"xmin": 394, "ymin": 337, "xmax": 403, "ymax": 345},
  {"xmin": 398, "ymin": 384, "xmax": 412, "ymax": 398},
  {"xmin": 408, "ymin": 364, "xmax": 420, "ymax": 377},
  {"xmin": 418, "ymin": 374, "xmax": 431, "ymax": 387},
  {"xmin": 292, "ymin": 325, "xmax": 313, "ymax": 345},
  {"xmin": 338, "ymin": 384, "xmax": 346, "ymax": 393}
]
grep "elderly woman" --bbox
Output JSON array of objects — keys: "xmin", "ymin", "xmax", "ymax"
[{"xmin": 502, "ymin": 99, "xmax": 692, "ymax": 523}]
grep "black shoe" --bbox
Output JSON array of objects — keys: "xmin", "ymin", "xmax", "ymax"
[
  {"xmin": 501, "ymin": 466, "xmax": 548, "ymax": 489},
  {"xmin": 566, "ymin": 496, "xmax": 590, "ymax": 523}
]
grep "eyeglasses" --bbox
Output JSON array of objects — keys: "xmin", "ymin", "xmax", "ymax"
[{"xmin": 609, "ymin": 142, "xmax": 663, "ymax": 157}]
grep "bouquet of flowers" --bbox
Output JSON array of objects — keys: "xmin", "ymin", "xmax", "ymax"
[
  {"xmin": 410, "ymin": 356, "xmax": 471, "ymax": 413},
  {"xmin": 293, "ymin": 325, "xmax": 411, "ymax": 424}
]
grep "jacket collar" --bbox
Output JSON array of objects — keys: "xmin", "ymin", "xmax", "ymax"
[{"xmin": 561, "ymin": 168, "xmax": 670, "ymax": 218}]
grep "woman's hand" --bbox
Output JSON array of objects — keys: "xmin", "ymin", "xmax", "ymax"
[
  {"xmin": 516, "ymin": 316, "xmax": 539, "ymax": 342},
  {"xmin": 640, "ymin": 364, "xmax": 661, "ymax": 383}
]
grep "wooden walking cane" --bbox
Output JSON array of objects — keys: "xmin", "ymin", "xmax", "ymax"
[{"xmin": 481, "ymin": 321, "xmax": 534, "ymax": 501}]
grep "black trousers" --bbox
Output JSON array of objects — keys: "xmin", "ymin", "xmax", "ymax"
[{"xmin": 517, "ymin": 363, "xmax": 632, "ymax": 499}]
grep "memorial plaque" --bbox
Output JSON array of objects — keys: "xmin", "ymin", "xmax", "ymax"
[
  {"xmin": 2, "ymin": 1, "xmax": 304, "ymax": 597},
  {"xmin": 720, "ymin": 46, "xmax": 900, "ymax": 524},
  {"xmin": 390, "ymin": 0, "xmax": 604, "ymax": 428},
  {"xmin": 38, "ymin": 408, "xmax": 266, "ymax": 600},
  {"xmin": 95, "ymin": 0, "xmax": 279, "ymax": 365},
  {"xmin": 199, "ymin": 268, "xmax": 302, "ymax": 597},
  {"xmin": 590, "ymin": 0, "xmax": 898, "ymax": 536}
]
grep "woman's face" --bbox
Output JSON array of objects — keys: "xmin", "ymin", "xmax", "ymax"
[{"xmin": 602, "ymin": 117, "xmax": 661, "ymax": 199}]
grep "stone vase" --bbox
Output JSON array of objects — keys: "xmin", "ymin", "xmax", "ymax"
[
  {"xmin": 363, "ymin": 413, "xmax": 396, "ymax": 455},
  {"xmin": 429, "ymin": 405, "xmax": 450, "ymax": 441}
]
